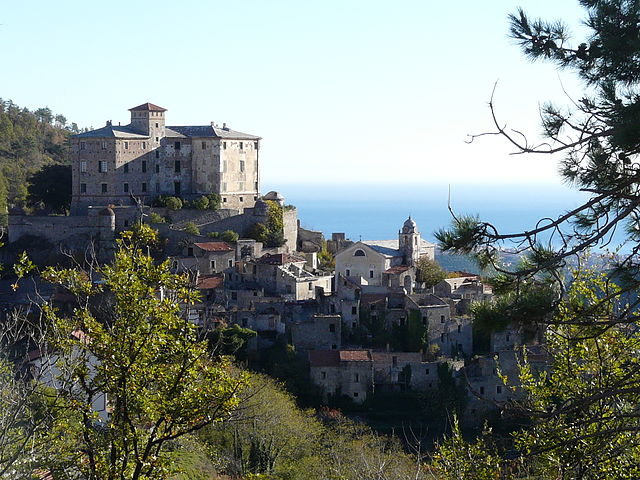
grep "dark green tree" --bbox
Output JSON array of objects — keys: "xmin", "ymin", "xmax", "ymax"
[{"xmin": 27, "ymin": 164, "xmax": 72, "ymax": 213}]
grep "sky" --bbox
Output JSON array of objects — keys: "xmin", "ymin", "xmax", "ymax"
[{"xmin": 1, "ymin": 1, "xmax": 591, "ymax": 187}]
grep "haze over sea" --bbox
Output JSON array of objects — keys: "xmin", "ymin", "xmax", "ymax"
[{"xmin": 263, "ymin": 182, "xmax": 618, "ymax": 250}]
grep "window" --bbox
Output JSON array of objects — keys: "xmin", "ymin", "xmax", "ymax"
[
  {"xmin": 124, "ymin": 220, "xmax": 129, "ymax": 227},
  {"xmin": 480, "ymin": 386, "xmax": 485, "ymax": 395},
  {"xmin": 352, "ymin": 306, "xmax": 357, "ymax": 315},
  {"xmin": 101, "ymin": 183, "xmax": 107, "ymax": 193},
  {"xmin": 240, "ymin": 160, "xmax": 245, "ymax": 172},
  {"xmin": 155, "ymin": 182, "xmax": 160, "ymax": 193},
  {"xmin": 141, "ymin": 182, "xmax": 147, "ymax": 193},
  {"xmin": 223, "ymin": 142, "xmax": 227, "ymax": 150},
  {"xmin": 174, "ymin": 141, "xmax": 181, "ymax": 150},
  {"xmin": 210, "ymin": 260, "xmax": 216, "ymax": 270},
  {"xmin": 202, "ymin": 141, "xmax": 206, "ymax": 150},
  {"xmin": 345, "ymin": 269, "xmax": 351, "ymax": 277},
  {"xmin": 354, "ymin": 373, "xmax": 360, "ymax": 383},
  {"xmin": 239, "ymin": 142, "xmax": 243, "ymax": 150},
  {"xmin": 354, "ymin": 249, "xmax": 365, "ymax": 256},
  {"xmin": 221, "ymin": 182, "xmax": 226, "ymax": 192},
  {"xmin": 440, "ymin": 315, "xmax": 445, "ymax": 323},
  {"xmin": 155, "ymin": 123, "xmax": 159, "ymax": 128},
  {"xmin": 187, "ymin": 247, "xmax": 194, "ymax": 257},
  {"xmin": 124, "ymin": 141, "xmax": 129, "ymax": 150},
  {"xmin": 155, "ymin": 137, "xmax": 159, "ymax": 142},
  {"xmin": 155, "ymin": 150, "xmax": 160, "ymax": 159},
  {"xmin": 142, "ymin": 161, "xmax": 147, "ymax": 173},
  {"xmin": 80, "ymin": 142, "xmax": 86, "ymax": 150},
  {"xmin": 321, "ymin": 371, "xmax": 326, "ymax": 379},
  {"xmin": 99, "ymin": 161, "xmax": 107, "ymax": 173},
  {"xmin": 353, "ymin": 392, "xmax": 359, "ymax": 398},
  {"xmin": 123, "ymin": 163, "xmax": 129, "ymax": 173},
  {"xmin": 331, "ymin": 344, "xmax": 337, "ymax": 350},
  {"xmin": 369, "ymin": 270, "xmax": 374, "ymax": 279},
  {"xmin": 392, "ymin": 356, "xmax": 398, "ymax": 367},
  {"xmin": 174, "ymin": 160, "xmax": 181, "ymax": 173},
  {"xmin": 123, "ymin": 183, "xmax": 129, "ymax": 193},
  {"xmin": 457, "ymin": 324, "xmax": 461, "ymax": 333},
  {"xmin": 228, "ymin": 259, "xmax": 233, "ymax": 267},
  {"xmin": 80, "ymin": 161, "xmax": 87, "ymax": 173},
  {"xmin": 308, "ymin": 282, "xmax": 313, "ymax": 291},
  {"xmin": 422, "ymin": 316, "xmax": 427, "ymax": 326},
  {"xmin": 352, "ymin": 322, "xmax": 357, "ymax": 329},
  {"xmin": 440, "ymin": 333, "xmax": 445, "ymax": 342},
  {"xmin": 101, "ymin": 141, "xmax": 107, "ymax": 150},
  {"xmin": 222, "ymin": 197, "xmax": 227, "ymax": 203},
  {"xmin": 142, "ymin": 142, "xmax": 146, "ymax": 149},
  {"xmin": 155, "ymin": 164, "xmax": 160, "ymax": 173},
  {"xmin": 80, "ymin": 183, "xmax": 87, "ymax": 193},
  {"xmin": 239, "ymin": 197, "xmax": 244, "ymax": 202},
  {"xmin": 399, "ymin": 317, "xmax": 406, "ymax": 326},
  {"xmin": 329, "ymin": 323, "xmax": 335, "ymax": 332},
  {"xmin": 231, "ymin": 292, "xmax": 237, "ymax": 300},
  {"xmin": 496, "ymin": 386, "xmax": 503, "ymax": 394},
  {"xmin": 254, "ymin": 141, "xmax": 259, "ymax": 150},
  {"xmin": 425, "ymin": 368, "xmax": 430, "ymax": 375},
  {"xmin": 174, "ymin": 181, "xmax": 181, "ymax": 196}
]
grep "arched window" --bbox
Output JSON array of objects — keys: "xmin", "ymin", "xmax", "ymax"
[{"xmin": 354, "ymin": 249, "xmax": 366, "ymax": 257}]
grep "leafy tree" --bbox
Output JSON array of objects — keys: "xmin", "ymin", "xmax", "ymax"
[
  {"xmin": 164, "ymin": 196, "xmax": 183, "ymax": 210},
  {"xmin": 435, "ymin": 2, "xmax": 640, "ymax": 476},
  {"xmin": 148, "ymin": 212, "xmax": 167, "ymax": 224},
  {"xmin": 415, "ymin": 256, "xmax": 446, "ymax": 288},
  {"xmin": 265, "ymin": 200, "xmax": 286, "ymax": 247},
  {"xmin": 220, "ymin": 230, "xmax": 239, "ymax": 243},
  {"xmin": 35, "ymin": 232, "xmax": 244, "ymax": 479},
  {"xmin": 207, "ymin": 193, "xmax": 221, "ymax": 210},
  {"xmin": 27, "ymin": 164, "xmax": 72, "ymax": 213},
  {"xmin": 191, "ymin": 195, "xmax": 210, "ymax": 210},
  {"xmin": 318, "ymin": 240, "xmax": 335, "ymax": 271},
  {"xmin": 183, "ymin": 221, "xmax": 200, "ymax": 236},
  {"xmin": 246, "ymin": 222, "xmax": 269, "ymax": 243}
]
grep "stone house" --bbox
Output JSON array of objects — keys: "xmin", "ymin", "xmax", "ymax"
[
  {"xmin": 308, "ymin": 350, "xmax": 374, "ymax": 403},
  {"xmin": 173, "ymin": 241, "xmax": 236, "ymax": 275},
  {"xmin": 290, "ymin": 314, "xmax": 342, "ymax": 351},
  {"xmin": 434, "ymin": 272, "xmax": 493, "ymax": 301},
  {"xmin": 371, "ymin": 351, "xmax": 442, "ymax": 392},
  {"xmin": 71, "ymin": 102, "xmax": 261, "ymax": 214}
]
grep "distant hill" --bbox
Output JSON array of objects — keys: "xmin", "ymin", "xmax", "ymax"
[{"xmin": 0, "ymin": 99, "xmax": 79, "ymax": 217}]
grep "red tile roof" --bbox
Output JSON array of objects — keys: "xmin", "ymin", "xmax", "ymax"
[
  {"xmin": 384, "ymin": 265, "xmax": 410, "ymax": 274},
  {"xmin": 196, "ymin": 274, "xmax": 224, "ymax": 290},
  {"xmin": 308, "ymin": 350, "xmax": 372, "ymax": 367},
  {"xmin": 193, "ymin": 241, "xmax": 234, "ymax": 252},
  {"xmin": 128, "ymin": 102, "xmax": 167, "ymax": 112}
]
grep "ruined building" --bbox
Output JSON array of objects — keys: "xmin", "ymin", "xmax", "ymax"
[{"xmin": 71, "ymin": 103, "xmax": 261, "ymax": 214}]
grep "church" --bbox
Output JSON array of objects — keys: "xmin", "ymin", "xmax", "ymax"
[
  {"xmin": 334, "ymin": 217, "xmax": 435, "ymax": 292},
  {"xmin": 70, "ymin": 102, "xmax": 261, "ymax": 214}
]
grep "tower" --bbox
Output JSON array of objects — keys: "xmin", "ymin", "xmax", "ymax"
[
  {"xmin": 399, "ymin": 216, "xmax": 421, "ymax": 266},
  {"xmin": 128, "ymin": 102, "xmax": 166, "ymax": 141}
]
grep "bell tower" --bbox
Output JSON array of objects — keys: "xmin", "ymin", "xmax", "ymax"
[
  {"xmin": 128, "ymin": 102, "xmax": 166, "ymax": 141},
  {"xmin": 399, "ymin": 216, "xmax": 421, "ymax": 266}
]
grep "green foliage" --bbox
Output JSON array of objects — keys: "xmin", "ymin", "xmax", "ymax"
[
  {"xmin": 391, "ymin": 309, "xmax": 427, "ymax": 352},
  {"xmin": 207, "ymin": 324, "xmax": 257, "ymax": 361},
  {"xmin": 265, "ymin": 200, "xmax": 286, "ymax": 247},
  {"xmin": 0, "ymin": 99, "xmax": 74, "ymax": 212},
  {"xmin": 318, "ymin": 240, "xmax": 335, "ymax": 271},
  {"xmin": 36, "ymin": 234, "xmax": 245, "ymax": 479},
  {"xmin": 156, "ymin": 195, "xmax": 183, "ymax": 210},
  {"xmin": 27, "ymin": 164, "xmax": 71, "ymax": 214},
  {"xmin": 206, "ymin": 193, "xmax": 221, "ymax": 210},
  {"xmin": 416, "ymin": 256, "xmax": 446, "ymax": 287},
  {"xmin": 246, "ymin": 222, "xmax": 269, "ymax": 243},
  {"xmin": 206, "ymin": 231, "xmax": 220, "ymax": 239},
  {"xmin": 220, "ymin": 229, "xmax": 239, "ymax": 243},
  {"xmin": 190, "ymin": 195, "xmax": 209, "ymax": 210},
  {"xmin": 183, "ymin": 221, "xmax": 200, "ymax": 235},
  {"xmin": 432, "ymin": 417, "xmax": 502, "ymax": 480},
  {"xmin": 148, "ymin": 212, "xmax": 167, "ymax": 224},
  {"xmin": 120, "ymin": 222, "xmax": 164, "ymax": 256}
]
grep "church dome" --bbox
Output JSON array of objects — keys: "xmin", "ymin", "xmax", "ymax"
[{"xmin": 402, "ymin": 216, "xmax": 418, "ymax": 234}]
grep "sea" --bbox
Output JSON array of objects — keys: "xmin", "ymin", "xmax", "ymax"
[{"xmin": 262, "ymin": 182, "xmax": 624, "ymax": 273}]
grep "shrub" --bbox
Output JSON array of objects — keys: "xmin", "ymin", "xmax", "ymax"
[
  {"xmin": 183, "ymin": 222, "xmax": 200, "ymax": 235},
  {"xmin": 164, "ymin": 196, "xmax": 183, "ymax": 211},
  {"xmin": 220, "ymin": 230, "xmax": 239, "ymax": 243},
  {"xmin": 206, "ymin": 232, "xmax": 220, "ymax": 239},
  {"xmin": 148, "ymin": 212, "xmax": 166, "ymax": 224},
  {"xmin": 246, "ymin": 222, "xmax": 268, "ymax": 243},
  {"xmin": 207, "ymin": 193, "xmax": 221, "ymax": 210},
  {"xmin": 192, "ymin": 196, "xmax": 210, "ymax": 210}
]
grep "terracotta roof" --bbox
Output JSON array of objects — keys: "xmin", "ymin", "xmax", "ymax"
[
  {"xmin": 129, "ymin": 102, "xmax": 167, "ymax": 112},
  {"xmin": 196, "ymin": 274, "xmax": 224, "ymax": 290},
  {"xmin": 193, "ymin": 241, "xmax": 234, "ymax": 252},
  {"xmin": 257, "ymin": 253, "xmax": 305, "ymax": 265},
  {"xmin": 308, "ymin": 349, "xmax": 372, "ymax": 367},
  {"xmin": 384, "ymin": 265, "xmax": 410, "ymax": 274}
]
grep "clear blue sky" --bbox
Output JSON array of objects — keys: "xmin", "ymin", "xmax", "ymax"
[{"xmin": 1, "ymin": 1, "xmax": 589, "ymax": 186}]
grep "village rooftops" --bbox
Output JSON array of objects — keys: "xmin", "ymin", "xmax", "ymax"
[
  {"xmin": 75, "ymin": 124, "xmax": 260, "ymax": 140},
  {"xmin": 256, "ymin": 253, "xmax": 306, "ymax": 265},
  {"xmin": 195, "ymin": 274, "xmax": 224, "ymax": 290},
  {"xmin": 193, "ymin": 241, "xmax": 234, "ymax": 252},
  {"xmin": 308, "ymin": 350, "xmax": 372, "ymax": 367}
]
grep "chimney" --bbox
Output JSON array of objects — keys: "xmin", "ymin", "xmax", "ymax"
[
  {"xmin": 106, "ymin": 120, "xmax": 112, "ymax": 126},
  {"xmin": 223, "ymin": 122, "xmax": 229, "ymax": 131}
]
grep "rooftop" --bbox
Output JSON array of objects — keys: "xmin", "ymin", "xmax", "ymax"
[
  {"xmin": 196, "ymin": 274, "xmax": 224, "ymax": 290},
  {"xmin": 129, "ymin": 102, "xmax": 167, "ymax": 112},
  {"xmin": 257, "ymin": 253, "xmax": 306, "ymax": 265},
  {"xmin": 193, "ymin": 241, "xmax": 234, "ymax": 252},
  {"xmin": 308, "ymin": 349, "xmax": 372, "ymax": 367}
]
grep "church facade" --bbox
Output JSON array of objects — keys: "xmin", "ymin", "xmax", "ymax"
[{"xmin": 70, "ymin": 103, "xmax": 261, "ymax": 214}]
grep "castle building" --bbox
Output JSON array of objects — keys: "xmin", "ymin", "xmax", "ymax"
[{"xmin": 70, "ymin": 103, "xmax": 261, "ymax": 214}]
